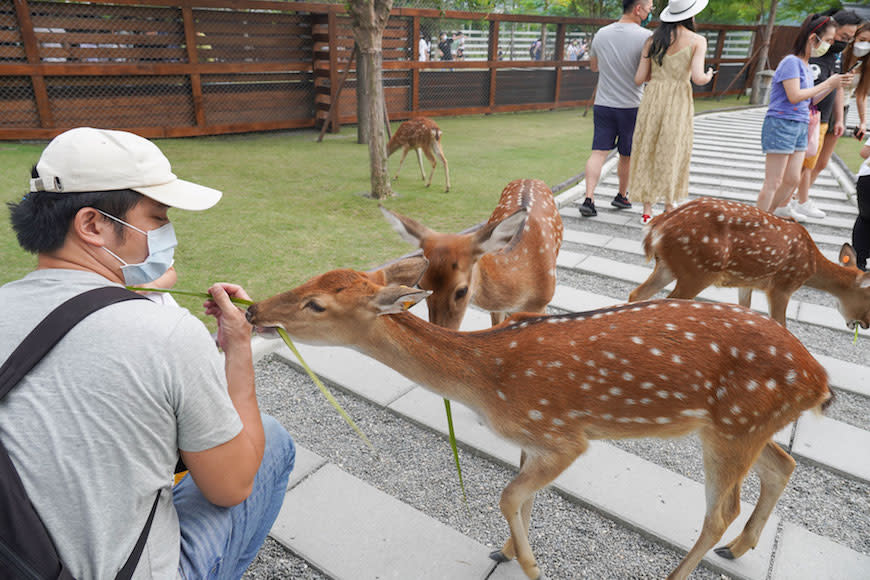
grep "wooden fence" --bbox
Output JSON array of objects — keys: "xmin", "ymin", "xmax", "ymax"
[{"xmin": 0, "ymin": 0, "xmax": 796, "ymax": 140}]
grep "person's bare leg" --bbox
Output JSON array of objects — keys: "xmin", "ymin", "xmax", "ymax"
[
  {"xmin": 769, "ymin": 152, "xmax": 806, "ymax": 211},
  {"xmin": 583, "ymin": 150, "xmax": 609, "ymax": 202},
  {"xmin": 757, "ymin": 153, "xmax": 790, "ymax": 212},
  {"xmin": 617, "ymin": 154, "xmax": 631, "ymax": 198}
]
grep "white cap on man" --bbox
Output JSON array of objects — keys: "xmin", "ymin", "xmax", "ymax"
[{"xmin": 29, "ymin": 127, "xmax": 222, "ymax": 211}]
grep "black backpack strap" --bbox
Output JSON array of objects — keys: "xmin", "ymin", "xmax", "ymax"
[{"xmin": 0, "ymin": 286, "xmax": 147, "ymax": 400}]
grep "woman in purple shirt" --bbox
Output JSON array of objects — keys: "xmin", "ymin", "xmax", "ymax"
[{"xmin": 756, "ymin": 13, "xmax": 852, "ymax": 212}]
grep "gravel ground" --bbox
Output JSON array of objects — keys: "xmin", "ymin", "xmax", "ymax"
[{"xmin": 242, "ymin": 351, "xmax": 868, "ymax": 580}]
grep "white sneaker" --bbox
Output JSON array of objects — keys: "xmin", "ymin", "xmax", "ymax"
[
  {"xmin": 773, "ymin": 203, "xmax": 805, "ymax": 222},
  {"xmin": 793, "ymin": 199, "xmax": 826, "ymax": 219}
]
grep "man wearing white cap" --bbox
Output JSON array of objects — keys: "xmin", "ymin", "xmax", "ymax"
[{"xmin": 0, "ymin": 128, "xmax": 295, "ymax": 579}]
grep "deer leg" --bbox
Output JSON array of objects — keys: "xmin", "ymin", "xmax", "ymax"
[
  {"xmin": 766, "ymin": 289, "xmax": 792, "ymax": 327},
  {"xmin": 629, "ymin": 260, "xmax": 675, "ymax": 302},
  {"xmin": 434, "ymin": 139, "xmax": 450, "ymax": 192},
  {"xmin": 491, "ymin": 444, "xmax": 585, "ymax": 579},
  {"xmin": 669, "ymin": 431, "xmax": 759, "ymax": 580},
  {"xmin": 422, "ymin": 146, "xmax": 438, "ymax": 189},
  {"xmin": 415, "ymin": 147, "xmax": 426, "ymax": 181},
  {"xmin": 737, "ymin": 287, "xmax": 753, "ymax": 309},
  {"xmin": 494, "ymin": 449, "xmax": 535, "ymax": 562},
  {"xmin": 667, "ymin": 274, "xmax": 717, "ymax": 301},
  {"xmin": 393, "ymin": 148, "xmax": 411, "ymax": 181},
  {"xmin": 715, "ymin": 441, "xmax": 795, "ymax": 560},
  {"xmin": 491, "ymin": 311, "xmax": 508, "ymax": 326}
]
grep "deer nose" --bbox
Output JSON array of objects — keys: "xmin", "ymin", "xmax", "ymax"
[{"xmin": 245, "ymin": 306, "xmax": 256, "ymax": 323}]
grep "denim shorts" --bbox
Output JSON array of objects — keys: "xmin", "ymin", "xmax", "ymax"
[
  {"xmin": 761, "ymin": 115, "xmax": 808, "ymax": 154},
  {"xmin": 592, "ymin": 105, "xmax": 639, "ymax": 156}
]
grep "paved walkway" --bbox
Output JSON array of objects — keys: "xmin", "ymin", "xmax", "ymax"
[{"xmin": 251, "ymin": 105, "xmax": 869, "ymax": 579}]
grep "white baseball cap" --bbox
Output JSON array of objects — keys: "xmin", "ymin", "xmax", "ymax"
[
  {"xmin": 660, "ymin": 0, "xmax": 708, "ymax": 22},
  {"xmin": 29, "ymin": 127, "xmax": 222, "ymax": 211}
]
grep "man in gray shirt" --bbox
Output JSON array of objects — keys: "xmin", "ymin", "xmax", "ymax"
[
  {"xmin": 578, "ymin": 0, "xmax": 654, "ymax": 217},
  {"xmin": 1, "ymin": 127, "xmax": 295, "ymax": 578}
]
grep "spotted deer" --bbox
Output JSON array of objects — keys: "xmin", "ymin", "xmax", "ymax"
[
  {"xmin": 381, "ymin": 178, "xmax": 563, "ymax": 329},
  {"xmin": 246, "ymin": 256, "xmax": 833, "ymax": 580},
  {"xmin": 388, "ymin": 117, "xmax": 450, "ymax": 192},
  {"xmin": 629, "ymin": 197, "xmax": 870, "ymax": 330}
]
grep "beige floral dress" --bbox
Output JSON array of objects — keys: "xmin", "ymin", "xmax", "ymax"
[{"xmin": 629, "ymin": 45, "xmax": 694, "ymax": 205}]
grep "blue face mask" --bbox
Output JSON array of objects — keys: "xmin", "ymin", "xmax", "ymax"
[
  {"xmin": 98, "ymin": 210, "xmax": 177, "ymax": 285},
  {"xmin": 641, "ymin": 12, "xmax": 653, "ymax": 27}
]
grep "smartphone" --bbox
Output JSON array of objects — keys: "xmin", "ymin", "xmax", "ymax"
[{"xmin": 847, "ymin": 60, "xmax": 862, "ymax": 73}]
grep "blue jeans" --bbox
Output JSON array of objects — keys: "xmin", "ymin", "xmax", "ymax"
[{"xmin": 174, "ymin": 414, "xmax": 295, "ymax": 580}]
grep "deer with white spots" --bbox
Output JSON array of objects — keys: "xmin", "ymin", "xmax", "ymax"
[
  {"xmin": 381, "ymin": 178, "xmax": 563, "ymax": 329},
  {"xmin": 629, "ymin": 197, "xmax": 870, "ymax": 330},
  {"xmin": 246, "ymin": 256, "xmax": 833, "ymax": 580},
  {"xmin": 388, "ymin": 117, "xmax": 450, "ymax": 192}
]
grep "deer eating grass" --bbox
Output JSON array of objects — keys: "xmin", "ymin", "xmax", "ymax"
[
  {"xmin": 381, "ymin": 178, "xmax": 563, "ymax": 329},
  {"xmin": 388, "ymin": 117, "xmax": 450, "ymax": 192},
  {"xmin": 629, "ymin": 197, "xmax": 870, "ymax": 330},
  {"xmin": 247, "ymin": 256, "xmax": 833, "ymax": 580}
]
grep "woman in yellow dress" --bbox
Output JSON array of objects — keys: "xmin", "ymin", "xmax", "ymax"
[{"xmin": 629, "ymin": 0, "xmax": 714, "ymax": 224}]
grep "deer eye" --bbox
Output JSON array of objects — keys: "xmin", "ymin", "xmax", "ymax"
[
  {"xmin": 455, "ymin": 287, "xmax": 468, "ymax": 300},
  {"xmin": 304, "ymin": 300, "xmax": 326, "ymax": 313}
]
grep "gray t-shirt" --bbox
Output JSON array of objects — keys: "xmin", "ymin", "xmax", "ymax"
[
  {"xmin": 589, "ymin": 21, "xmax": 652, "ymax": 108},
  {"xmin": 0, "ymin": 269, "xmax": 243, "ymax": 579}
]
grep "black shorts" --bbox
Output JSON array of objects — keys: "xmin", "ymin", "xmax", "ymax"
[{"xmin": 592, "ymin": 105, "xmax": 639, "ymax": 156}]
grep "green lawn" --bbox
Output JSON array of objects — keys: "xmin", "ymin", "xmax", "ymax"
[{"xmin": 1, "ymin": 96, "xmax": 745, "ymax": 322}]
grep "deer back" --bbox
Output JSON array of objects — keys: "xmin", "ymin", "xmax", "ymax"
[
  {"xmin": 388, "ymin": 117, "xmax": 441, "ymax": 156},
  {"xmin": 646, "ymin": 198, "xmax": 819, "ymax": 292}
]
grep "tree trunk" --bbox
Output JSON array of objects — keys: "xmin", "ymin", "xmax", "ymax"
[
  {"xmin": 349, "ymin": 0, "xmax": 393, "ymax": 199},
  {"xmin": 750, "ymin": 0, "xmax": 777, "ymax": 105}
]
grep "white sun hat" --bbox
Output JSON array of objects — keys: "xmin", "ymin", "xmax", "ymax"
[
  {"xmin": 659, "ymin": 0, "xmax": 709, "ymax": 22},
  {"xmin": 29, "ymin": 127, "xmax": 222, "ymax": 211}
]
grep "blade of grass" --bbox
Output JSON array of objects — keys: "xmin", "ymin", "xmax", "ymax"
[
  {"xmin": 443, "ymin": 398, "xmax": 468, "ymax": 506},
  {"xmin": 126, "ymin": 286, "xmax": 373, "ymax": 449}
]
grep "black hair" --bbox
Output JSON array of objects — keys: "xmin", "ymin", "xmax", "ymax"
[
  {"xmin": 623, "ymin": 0, "xmax": 643, "ymax": 15},
  {"xmin": 833, "ymin": 10, "xmax": 861, "ymax": 27},
  {"xmin": 791, "ymin": 13, "xmax": 837, "ymax": 56},
  {"xmin": 7, "ymin": 165, "xmax": 143, "ymax": 254},
  {"xmin": 647, "ymin": 18, "xmax": 696, "ymax": 66}
]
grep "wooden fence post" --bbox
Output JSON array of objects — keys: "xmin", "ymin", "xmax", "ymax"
[
  {"xmin": 182, "ymin": 5, "xmax": 206, "ymax": 128},
  {"xmin": 14, "ymin": 0, "xmax": 54, "ymax": 128},
  {"xmin": 488, "ymin": 20, "xmax": 498, "ymax": 112}
]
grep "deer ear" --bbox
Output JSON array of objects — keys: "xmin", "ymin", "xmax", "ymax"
[
  {"xmin": 472, "ymin": 208, "xmax": 527, "ymax": 257},
  {"xmin": 380, "ymin": 205, "xmax": 434, "ymax": 247},
  {"xmin": 373, "ymin": 256, "xmax": 429, "ymax": 287},
  {"xmin": 839, "ymin": 243, "xmax": 858, "ymax": 268},
  {"xmin": 372, "ymin": 285, "xmax": 432, "ymax": 315}
]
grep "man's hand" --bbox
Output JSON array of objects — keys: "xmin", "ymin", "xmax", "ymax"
[{"xmin": 204, "ymin": 283, "xmax": 252, "ymax": 353}]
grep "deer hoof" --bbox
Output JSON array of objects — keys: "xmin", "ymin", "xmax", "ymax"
[
  {"xmin": 489, "ymin": 549, "xmax": 511, "ymax": 563},
  {"xmin": 714, "ymin": 546, "xmax": 736, "ymax": 560}
]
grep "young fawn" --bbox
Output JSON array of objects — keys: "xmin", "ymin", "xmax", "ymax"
[
  {"xmin": 247, "ymin": 256, "xmax": 832, "ymax": 580},
  {"xmin": 381, "ymin": 178, "xmax": 563, "ymax": 329},
  {"xmin": 629, "ymin": 197, "xmax": 870, "ymax": 330},
  {"xmin": 388, "ymin": 117, "xmax": 450, "ymax": 192}
]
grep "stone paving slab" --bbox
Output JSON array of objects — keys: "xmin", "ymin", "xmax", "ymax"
[
  {"xmin": 270, "ymin": 461, "xmax": 520, "ymax": 580},
  {"xmin": 771, "ymin": 523, "xmax": 870, "ymax": 580},
  {"xmin": 597, "ymin": 179, "xmax": 850, "ymax": 203},
  {"xmin": 812, "ymin": 354, "xmax": 870, "ymax": 398},
  {"xmin": 790, "ymin": 413, "xmax": 870, "ymax": 482},
  {"xmin": 287, "ymin": 444, "xmax": 327, "ymax": 490}
]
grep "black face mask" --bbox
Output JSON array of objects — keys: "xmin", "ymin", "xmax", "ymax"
[{"xmin": 830, "ymin": 40, "xmax": 848, "ymax": 54}]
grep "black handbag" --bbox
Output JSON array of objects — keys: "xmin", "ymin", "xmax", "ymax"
[{"xmin": 0, "ymin": 287, "xmax": 160, "ymax": 580}]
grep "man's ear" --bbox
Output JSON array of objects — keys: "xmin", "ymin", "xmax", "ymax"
[{"xmin": 73, "ymin": 207, "xmax": 111, "ymax": 247}]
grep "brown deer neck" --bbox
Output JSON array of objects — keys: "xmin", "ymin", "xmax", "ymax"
[
  {"xmin": 361, "ymin": 312, "xmax": 493, "ymax": 408},
  {"xmin": 805, "ymin": 250, "xmax": 854, "ymax": 297}
]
